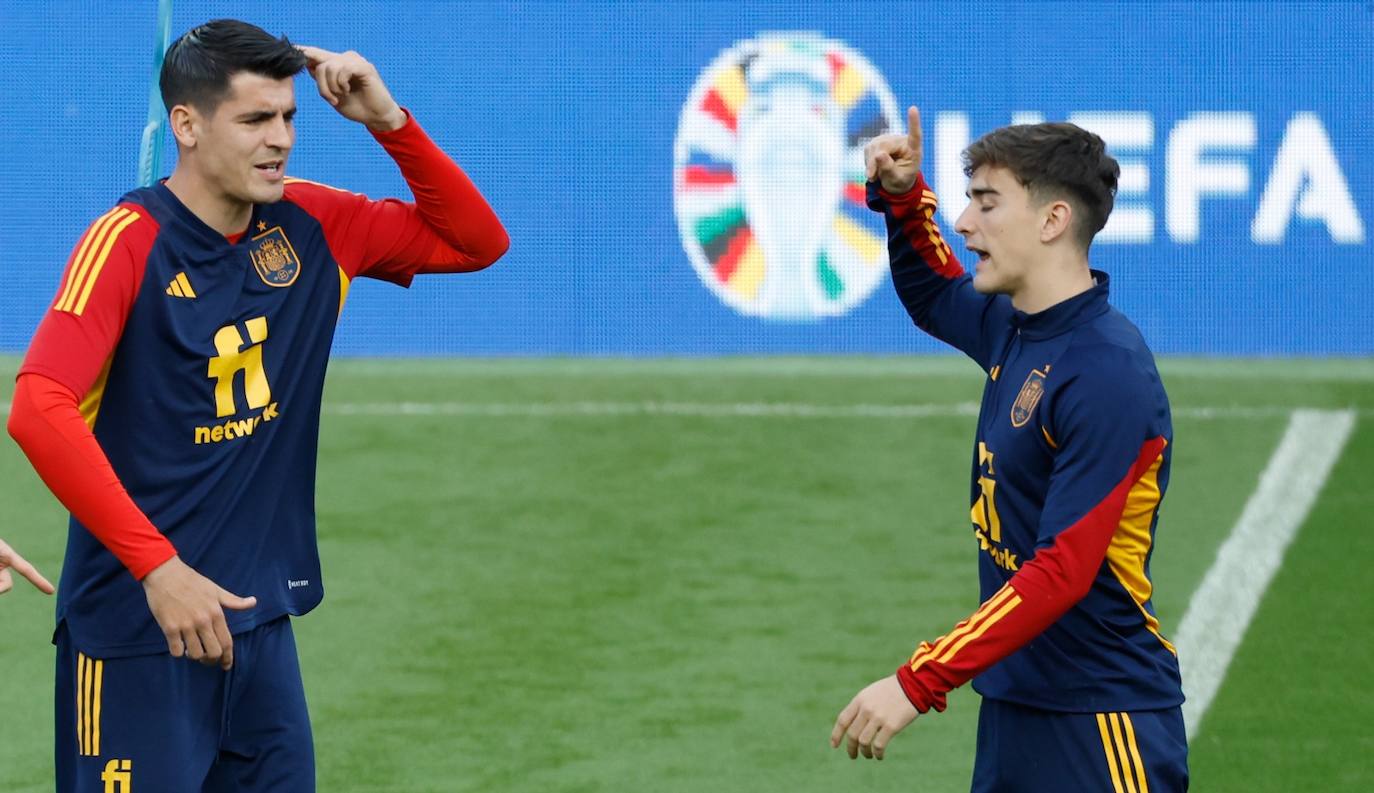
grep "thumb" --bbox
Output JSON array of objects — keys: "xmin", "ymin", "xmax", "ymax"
[
  {"xmin": 874, "ymin": 150, "xmax": 894, "ymax": 174},
  {"xmin": 219, "ymin": 590, "xmax": 258, "ymax": 611}
]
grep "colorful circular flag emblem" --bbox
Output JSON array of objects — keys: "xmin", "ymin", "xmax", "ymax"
[{"xmin": 674, "ymin": 33, "xmax": 901, "ymax": 320}]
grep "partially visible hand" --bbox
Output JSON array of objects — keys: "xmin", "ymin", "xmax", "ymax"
[
  {"xmin": 297, "ymin": 45, "xmax": 407, "ymax": 132},
  {"xmin": 864, "ymin": 106, "xmax": 924, "ymax": 195},
  {"xmin": 141, "ymin": 556, "xmax": 256, "ymax": 670},
  {"xmin": 0, "ymin": 538, "xmax": 54, "ymax": 596},
  {"xmin": 830, "ymin": 674, "xmax": 920, "ymax": 760}
]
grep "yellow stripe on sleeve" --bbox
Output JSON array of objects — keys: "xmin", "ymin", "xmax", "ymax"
[
  {"xmin": 922, "ymin": 219, "xmax": 949, "ymax": 265},
  {"xmin": 933, "ymin": 593, "xmax": 1021, "ymax": 664},
  {"xmin": 1097, "ymin": 713, "xmax": 1127, "ymax": 793},
  {"xmin": 911, "ymin": 585, "xmax": 1015, "ymax": 664},
  {"xmin": 72, "ymin": 210, "xmax": 141, "ymax": 315},
  {"xmin": 56, "ymin": 208, "xmax": 125, "ymax": 312},
  {"xmin": 909, "ymin": 585, "xmax": 1017, "ymax": 671}
]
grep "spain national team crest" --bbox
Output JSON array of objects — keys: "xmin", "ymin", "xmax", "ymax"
[
  {"xmin": 1010, "ymin": 369, "xmax": 1048, "ymax": 428},
  {"xmin": 249, "ymin": 226, "xmax": 301, "ymax": 287},
  {"xmin": 673, "ymin": 33, "xmax": 900, "ymax": 320}
]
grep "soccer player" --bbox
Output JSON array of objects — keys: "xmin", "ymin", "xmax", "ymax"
[
  {"xmin": 0, "ymin": 538, "xmax": 55, "ymax": 596},
  {"xmin": 6, "ymin": 20, "xmax": 508, "ymax": 791},
  {"xmin": 829, "ymin": 107, "xmax": 1187, "ymax": 791}
]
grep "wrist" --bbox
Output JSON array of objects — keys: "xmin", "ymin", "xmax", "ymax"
[
  {"xmin": 139, "ymin": 553, "xmax": 182, "ymax": 585},
  {"xmin": 895, "ymin": 662, "xmax": 947, "ymax": 714},
  {"xmin": 876, "ymin": 172, "xmax": 929, "ymax": 203},
  {"xmin": 367, "ymin": 105, "xmax": 408, "ymax": 133}
]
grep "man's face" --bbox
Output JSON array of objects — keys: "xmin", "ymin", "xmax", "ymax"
[
  {"xmin": 189, "ymin": 72, "xmax": 296, "ymax": 205},
  {"xmin": 954, "ymin": 165, "xmax": 1044, "ymax": 296}
]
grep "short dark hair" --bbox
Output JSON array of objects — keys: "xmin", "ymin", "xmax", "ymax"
[
  {"xmin": 160, "ymin": 19, "xmax": 307, "ymax": 114},
  {"xmin": 963, "ymin": 123, "xmax": 1119, "ymax": 251}
]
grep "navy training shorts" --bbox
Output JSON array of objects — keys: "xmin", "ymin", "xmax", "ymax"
[
  {"xmin": 55, "ymin": 615, "xmax": 314, "ymax": 792},
  {"xmin": 972, "ymin": 697, "xmax": 1188, "ymax": 792}
]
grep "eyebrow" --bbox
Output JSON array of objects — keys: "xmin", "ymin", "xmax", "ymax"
[
  {"xmin": 966, "ymin": 187, "xmax": 1000, "ymax": 199},
  {"xmin": 234, "ymin": 107, "xmax": 297, "ymax": 123}
]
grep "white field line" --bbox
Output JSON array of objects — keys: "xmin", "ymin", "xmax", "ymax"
[
  {"xmin": 0, "ymin": 401, "xmax": 1367, "ymax": 420},
  {"xmin": 1175, "ymin": 408, "xmax": 1357, "ymax": 738},
  {"xmin": 0, "ymin": 393, "xmax": 1360, "ymax": 734}
]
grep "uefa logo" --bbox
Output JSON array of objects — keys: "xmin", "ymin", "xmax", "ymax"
[{"xmin": 674, "ymin": 33, "xmax": 901, "ymax": 320}]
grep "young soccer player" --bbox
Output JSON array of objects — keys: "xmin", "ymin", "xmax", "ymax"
[
  {"xmin": 830, "ymin": 107, "xmax": 1188, "ymax": 791},
  {"xmin": 7, "ymin": 19, "xmax": 507, "ymax": 790}
]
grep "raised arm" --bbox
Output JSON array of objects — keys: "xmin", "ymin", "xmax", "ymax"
[
  {"xmin": 295, "ymin": 46, "xmax": 509, "ymax": 283},
  {"xmin": 866, "ymin": 107, "xmax": 1011, "ymax": 370}
]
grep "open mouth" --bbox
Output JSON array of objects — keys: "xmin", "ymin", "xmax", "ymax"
[
  {"xmin": 968, "ymin": 245, "xmax": 990, "ymax": 264},
  {"xmin": 255, "ymin": 160, "xmax": 284, "ymax": 178}
]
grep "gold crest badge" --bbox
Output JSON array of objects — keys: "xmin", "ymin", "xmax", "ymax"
[
  {"xmin": 249, "ymin": 226, "xmax": 301, "ymax": 287},
  {"xmin": 1010, "ymin": 368, "xmax": 1048, "ymax": 428}
]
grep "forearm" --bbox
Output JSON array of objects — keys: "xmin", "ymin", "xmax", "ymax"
[
  {"xmin": 370, "ymin": 110, "xmax": 510, "ymax": 269},
  {"xmin": 868, "ymin": 173, "xmax": 965, "ymax": 329},
  {"xmin": 7, "ymin": 374, "xmax": 175, "ymax": 580},
  {"xmin": 895, "ymin": 573, "xmax": 1082, "ymax": 713},
  {"xmin": 896, "ymin": 435, "xmax": 1167, "ymax": 712}
]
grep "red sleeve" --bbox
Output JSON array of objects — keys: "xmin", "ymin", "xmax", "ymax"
[
  {"xmin": 7, "ymin": 374, "xmax": 176, "ymax": 580},
  {"xmin": 284, "ymin": 109, "xmax": 509, "ymax": 287},
  {"xmin": 9, "ymin": 205, "xmax": 173, "ymax": 580},
  {"xmin": 19, "ymin": 204, "xmax": 157, "ymax": 398},
  {"xmin": 894, "ymin": 437, "xmax": 1168, "ymax": 713}
]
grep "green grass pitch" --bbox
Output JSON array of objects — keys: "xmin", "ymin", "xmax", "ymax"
[{"xmin": 0, "ymin": 356, "xmax": 1370, "ymax": 791}]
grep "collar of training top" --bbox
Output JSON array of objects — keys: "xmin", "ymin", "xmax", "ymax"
[{"xmin": 1008, "ymin": 270, "xmax": 1112, "ymax": 340}]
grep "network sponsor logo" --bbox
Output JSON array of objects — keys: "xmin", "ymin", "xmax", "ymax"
[
  {"xmin": 194, "ymin": 402, "xmax": 280, "ymax": 445},
  {"xmin": 674, "ymin": 33, "xmax": 899, "ymax": 320}
]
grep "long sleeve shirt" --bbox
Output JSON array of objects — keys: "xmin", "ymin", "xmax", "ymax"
[
  {"xmin": 871, "ymin": 175, "xmax": 1183, "ymax": 714},
  {"xmin": 8, "ymin": 111, "xmax": 508, "ymax": 655}
]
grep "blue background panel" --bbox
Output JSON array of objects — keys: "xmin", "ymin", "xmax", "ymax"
[{"xmin": 0, "ymin": 1, "xmax": 1369, "ymax": 356}]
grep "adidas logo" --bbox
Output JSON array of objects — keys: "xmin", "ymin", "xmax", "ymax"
[{"xmin": 165, "ymin": 272, "xmax": 197, "ymax": 299}]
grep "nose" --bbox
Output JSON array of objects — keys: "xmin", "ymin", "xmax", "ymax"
[
  {"xmin": 265, "ymin": 116, "xmax": 293, "ymax": 151},
  {"xmin": 954, "ymin": 202, "xmax": 975, "ymax": 238}
]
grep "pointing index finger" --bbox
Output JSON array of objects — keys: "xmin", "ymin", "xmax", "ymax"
[
  {"xmin": 296, "ymin": 44, "xmax": 336, "ymax": 67},
  {"xmin": 907, "ymin": 106, "xmax": 922, "ymax": 149},
  {"xmin": 7, "ymin": 550, "xmax": 54, "ymax": 594}
]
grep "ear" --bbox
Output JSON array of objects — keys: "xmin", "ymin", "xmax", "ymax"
[
  {"xmin": 168, "ymin": 104, "xmax": 199, "ymax": 149},
  {"xmin": 1039, "ymin": 200, "xmax": 1074, "ymax": 244}
]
